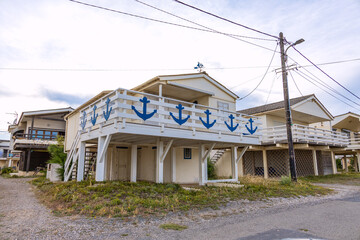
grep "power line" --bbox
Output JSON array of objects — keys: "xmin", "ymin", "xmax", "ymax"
[
  {"xmin": 300, "ymin": 57, "xmax": 360, "ymax": 68},
  {"xmin": 134, "ymin": 0, "xmax": 275, "ymax": 42},
  {"xmin": 265, "ymin": 73, "xmax": 279, "ymax": 104},
  {"xmin": 68, "ymin": 0, "xmax": 276, "ymax": 52},
  {"xmin": 287, "ymin": 56, "xmax": 360, "ymax": 107},
  {"xmin": 292, "ymin": 69, "xmax": 360, "ymax": 112},
  {"xmin": 291, "ymin": 45, "xmax": 360, "ymax": 101},
  {"xmin": 238, "ymin": 43, "xmax": 278, "ymax": 100},
  {"xmin": 287, "ymin": 63, "xmax": 303, "ymax": 96},
  {"xmin": 173, "ymin": 0, "xmax": 279, "ymax": 39}
]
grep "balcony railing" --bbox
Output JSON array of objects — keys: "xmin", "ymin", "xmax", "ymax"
[
  {"xmin": 262, "ymin": 124, "xmax": 349, "ymax": 146},
  {"xmin": 79, "ymin": 88, "xmax": 262, "ymax": 142},
  {"xmin": 13, "ymin": 133, "xmax": 61, "ymax": 141},
  {"xmin": 348, "ymin": 137, "xmax": 360, "ymax": 149}
]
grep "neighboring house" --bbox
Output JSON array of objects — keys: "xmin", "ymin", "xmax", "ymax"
[
  {"xmin": 8, "ymin": 107, "xmax": 73, "ymax": 172},
  {"xmin": 216, "ymin": 94, "xmax": 359, "ymax": 178},
  {"xmin": 0, "ymin": 139, "xmax": 10, "ymax": 169},
  {"xmin": 64, "ymin": 72, "xmax": 262, "ymax": 185},
  {"xmin": 328, "ymin": 112, "xmax": 360, "ymax": 172}
]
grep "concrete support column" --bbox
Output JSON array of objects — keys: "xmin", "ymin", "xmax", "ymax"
[
  {"xmin": 199, "ymin": 144, "xmax": 206, "ymax": 185},
  {"xmin": 231, "ymin": 147, "xmax": 238, "ymax": 181},
  {"xmin": 26, "ymin": 149, "xmax": 31, "ymax": 173},
  {"xmin": 262, "ymin": 150, "xmax": 268, "ymax": 179},
  {"xmin": 8, "ymin": 159, "xmax": 12, "ymax": 168},
  {"xmin": 331, "ymin": 151, "xmax": 337, "ymax": 174},
  {"xmin": 77, "ymin": 141, "xmax": 86, "ymax": 181},
  {"xmin": 171, "ymin": 148, "xmax": 176, "ymax": 183},
  {"xmin": 344, "ymin": 155, "xmax": 348, "ymax": 172},
  {"xmin": 96, "ymin": 136, "xmax": 106, "ymax": 181},
  {"xmin": 130, "ymin": 145, "xmax": 137, "ymax": 182},
  {"xmin": 312, "ymin": 149, "xmax": 319, "ymax": 176},
  {"xmin": 156, "ymin": 140, "xmax": 164, "ymax": 183}
]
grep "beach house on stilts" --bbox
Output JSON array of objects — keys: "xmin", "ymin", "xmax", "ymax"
[{"xmin": 64, "ymin": 72, "xmax": 262, "ymax": 185}]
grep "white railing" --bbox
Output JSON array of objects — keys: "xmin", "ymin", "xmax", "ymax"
[
  {"xmin": 262, "ymin": 124, "xmax": 349, "ymax": 146},
  {"xmin": 348, "ymin": 137, "xmax": 360, "ymax": 149},
  {"xmin": 78, "ymin": 88, "xmax": 262, "ymax": 139}
]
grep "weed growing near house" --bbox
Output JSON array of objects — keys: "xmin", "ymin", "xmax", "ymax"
[
  {"xmin": 280, "ymin": 176, "xmax": 292, "ymax": 185},
  {"xmin": 159, "ymin": 223, "xmax": 188, "ymax": 231},
  {"xmin": 301, "ymin": 172, "xmax": 360, "ymax": 185},
  {"xmin": 31, "ymin": 176, "xmax": 331, "ymax": 218}
]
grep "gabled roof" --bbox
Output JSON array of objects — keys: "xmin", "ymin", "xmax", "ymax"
[
  {"xmin": 132, "ymin": 72, "xmax": 239, "ymax": 100},
  {"xmin": 238, "ymin": 94, "xmax": 333, "ymax": 122},
  {"xmin": 238, "ymin": 95, "xmax": 315, "ymax": 115},
  {"xmin": 17, "ymin": 107, "xmax": 74, "ymax": 124},
  {"xmin": 332, "ymin": 112, "xmax": 360, "ymax": 132}
]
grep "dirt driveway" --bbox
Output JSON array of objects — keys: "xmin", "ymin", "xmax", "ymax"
[{"xmin": 0, "ymin": 177, "xmax": 359, "ymax": 240}]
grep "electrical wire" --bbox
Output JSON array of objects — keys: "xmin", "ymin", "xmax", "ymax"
[
  {"xmin": 173, "ymin": 0, "xmax": 279, "ymax": 39},
  {"xmin": 292, "ymin": 70, "xmax": 360, "ymax": 111},
  {"xmin": 265, "ymin": 73, "xmax": 278, "ymax": 104},
  {"xmin": 134, "ymin": 0, "xmax": 275, "ymax": 42},
  {"xmin": 238, "ymin": 43, "xmax": 278, "ymax": 100},
  {"xmin": 287, "ymin": 56, "xmax": 360, "ymax": 107},
  {"xmin": 300, "ymin": 57, "xmax": 360, "ymax": 68},
  {"xmin": 291, "ymin": 45, "xmax": 360, "ymax": 101},
  {"xmin": 68, "ymin": 0, "xmax": 276, "ymax": 52},
  {"xmin": 286, "ymin": 63, "xmax": 303, "ymax": 96}
]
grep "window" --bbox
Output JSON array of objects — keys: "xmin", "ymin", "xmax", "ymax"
[
  {"xmin": 217, "ymin": 101, "xmax": 229, "ymax": 111},
  {"xmin": 30, "ymin": 129, "xmax": 62, "ymax": 140},
  {"xmin": 184, "ymin": 148, "xmax": 192, "ymax": 159}
]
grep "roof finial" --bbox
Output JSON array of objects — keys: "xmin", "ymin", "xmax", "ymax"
[{"xmin": 194, "ymin": 62, "xmax": 204, "ymax": 72}]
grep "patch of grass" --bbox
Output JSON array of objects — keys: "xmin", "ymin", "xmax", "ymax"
[
  {"xmin": 301, "ymin": 172, "xmax": 360, "ymax": 185},
  {"xmin": 280, "ymin": 176, "xmax": 292, "ymax": 185},
  {"xmin": 30, "ymin": 175, "xmax": 331, "ymax": 218},
  {"xmin": 299, "ymin": 228, "xmax": 309, "ymax": 232},
  {"xmin": 159, "ymin": 223, "xmax": 188, "ymax": 231}
]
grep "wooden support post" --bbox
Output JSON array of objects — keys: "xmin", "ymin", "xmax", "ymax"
[
  {"xmin": 356, "ymin": 152, "xmax": 360, "ymax": 172},
  {"xmin": 26, "ymin": 149, "xmax": 31, "ymax": 173},
  {"xmin": 331, "ymin": 151, "xmax": 337, "ymax": 174},
  {"xmin": 231, "ymin": 147, "xmax": 238, "ymax": 181},
  {"xmin": 236, "ymin": 146, "xmax": 248, "ymax": 177},
  {"xmin": 8, "ymin": 159, "xmax": 12, "ymax": 168},
  {"xmin": 156, "ymin": 140, "xmax": 164, "ymax": 183},
  {"xmin": 77, "ymin": 141, "xmax": 86, "ymax": 181},
  {"xmin": 171, "ymin": 148, "xmax": 176, "ymax": 183},
  {"xmin": 96, "ymin": 136, "xmax": 106, "ymax": 181},
  {"xmin": 344, "ymin": 154, "xmax": 348, "ymax": 172},
  {"xmin": 199, "ymin": 144, "xmax": 206, "ymax": 185},
  {"xmin": 262, "ymin": 150, "xmax": 268, "ymax": 179},
  {"xmin": 312, "ymin": 149, "xmax": 318, "ymax": 176},
  {"xmin": 130, "ymin": 145, "xmax": 137, "ymax": 182},
  {"xmin": 29, "ymin": 116, "xmax": 35, "ymax": 139}
]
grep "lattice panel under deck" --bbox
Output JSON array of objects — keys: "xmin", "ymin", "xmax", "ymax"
[
  {"xmin": 294, "ymin": 150, "xmax": 314, "ymax": 177},
  {"xmin": 267, "ymin": 150, "xmax": 289, "ymax": 177}
]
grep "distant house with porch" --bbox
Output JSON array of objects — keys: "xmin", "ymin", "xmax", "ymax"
[
  {"xmin": 64, "ymin": 72, "xmax": 262, "ymax": 185},
  {"xmin": 215, "ymin": 94, "xmax": 360, "ymax": 178},
  {"xmin": 0, "ymin": 139, "xmax": 10, "ymax": 169},
  {"xmin": 8, "ymin": 107, "xmax": 73, "ymax": 172}
]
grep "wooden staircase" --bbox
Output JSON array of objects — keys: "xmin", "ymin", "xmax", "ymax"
[{"xmin": 210, "ymin": 149, "xmax": 226, "ymax": 164}]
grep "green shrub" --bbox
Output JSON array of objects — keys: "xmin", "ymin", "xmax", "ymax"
[
  {"xmin": 1, "ymin": 167, "xmax": 14, "ymax": 175},
  {"xmin": 280, "ymin": 176, "xmax": 292, "ymax": 185},
  {"xmin": 207, "ymin": 158, "xmax": 217, "ymax": 180},
  {"xmin": 47, "ymin": 136, "xmax": 67, "ymax": 181}
]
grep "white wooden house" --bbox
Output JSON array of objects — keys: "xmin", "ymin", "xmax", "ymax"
[
  {"xmin": 64, "ymin": 72, "xmax": 262, "ymax": 185},
  {"xmin": 216, "ymin": 95, "xmax": 360, "ymax": 178}
]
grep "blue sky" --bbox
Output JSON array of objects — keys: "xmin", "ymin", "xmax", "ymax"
[{"xmin": 0, "ymin": 0, "xmax": 360, "ymax": 133}]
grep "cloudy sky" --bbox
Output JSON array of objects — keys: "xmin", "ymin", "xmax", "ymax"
[{"xmin": 1, "ymin": 0, "xmax": 360, "ymax": 138}]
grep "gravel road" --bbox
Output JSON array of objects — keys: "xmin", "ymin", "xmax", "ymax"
[{"xmin": 0, "ymin": 177, "xmax": 359, "ymax": 240}]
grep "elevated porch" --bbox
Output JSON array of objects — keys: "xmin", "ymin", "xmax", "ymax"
[{"xmin": 65, "ymin": 88, "xmax": 262, "ymax": 185}]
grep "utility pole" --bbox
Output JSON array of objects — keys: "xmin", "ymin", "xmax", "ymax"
[{"xmin": 279, "ymin": 32, "xmax": 297, "ymax": 181}]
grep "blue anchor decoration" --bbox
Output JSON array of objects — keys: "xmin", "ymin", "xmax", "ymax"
[
  {"xmin": 91, "ymin": 105, "xmax": 98, "ymax": 126},
  {"xmin": 103, "ymin": 98, "xmax": 112, "ymax": 121},
  {"xmin": 80, "ymin": 111, "xmax": 87, "ymax": 130},
  {"xmin": 199, "ymin": 109, "xmax": 216, "ymax": 129},
  {"xmin": 244, "ymin": 118, "xmax": 258, "ymax": 135},
  {"xmin": 131, "ymin": 96, "xmax": 157, "ymax": 121},
  {"xmin": 170, "ymin": 104, "xmax": 190, "ymax": 125},
  {"xmin": 224, "ymin": 114, "xmax": 239, "ymax": 132}
]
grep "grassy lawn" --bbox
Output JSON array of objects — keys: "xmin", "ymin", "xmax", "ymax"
[
  {"xmin": 301, "ymin": 172, "xmax": 360, "ymax": 185},
  {"xmin": 31, "ymin": 176, "xmax": 331, "ymax": 218}
]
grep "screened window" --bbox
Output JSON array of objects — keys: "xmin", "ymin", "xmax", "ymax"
[
  {"xmin": 217, "ymin": 101, "xmax": 229, "ymax": 111},
  {"xmin": 184, "ymin": 148, "xmax": 192, "ymax": 159}
]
